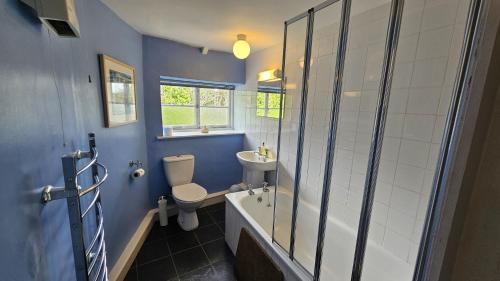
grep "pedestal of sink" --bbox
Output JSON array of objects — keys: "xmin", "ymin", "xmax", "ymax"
[{"xmin": 243, "ymin": 169, "xmax": 266, "ymax": 188}]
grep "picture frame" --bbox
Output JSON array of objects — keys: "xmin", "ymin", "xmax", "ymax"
[{"xmin": 99, "ymin": 54, "xmax": 137, "ymax": 127}]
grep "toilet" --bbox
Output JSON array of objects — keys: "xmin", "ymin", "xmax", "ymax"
[{"xmin": 163, "ymin": 155, "xmax": 207, "ymax": 231}]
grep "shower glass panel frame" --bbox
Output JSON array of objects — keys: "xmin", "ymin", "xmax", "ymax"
[
  {"xmin": 413, "ymin": 0, "xmax": 484, "ymax": 279},
  {"xmin": 272, "ymin": 0, "xmax": 349, "ymax": 278},
  {"xmin": 350, "ymin": 0, "xmax": 405, "ymax": 280},
  {"xmin": 272, "ymin": 0, "xmax": 483, "ymax": 280},
  {"xmin": 271, "ymin": 14, "xmax": 309, "ymax": 258}
]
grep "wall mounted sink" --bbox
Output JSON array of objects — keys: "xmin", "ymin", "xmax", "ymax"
[{"xmin": 236, "ymin": 151, "xmax": 276, "ymax": 172}]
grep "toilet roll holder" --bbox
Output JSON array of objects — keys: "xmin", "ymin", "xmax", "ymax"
[{"xmin": 128, "ymin": 160, "xmax": 143, "ymax": 168}]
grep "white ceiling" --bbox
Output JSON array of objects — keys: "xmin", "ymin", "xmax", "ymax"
[{"xmin": 101, "ymin": 0, "xmax": 325, "ymax": 53}]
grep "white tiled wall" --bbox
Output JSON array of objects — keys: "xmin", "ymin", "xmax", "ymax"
[
  {"xmin": 234, "ymin": 0, "xmax": 471, "ymax": 271},
  {"xmin": 234, "ymin": 91, "xmax": 281, "ymax": 153},
  {"xmin": 322, "ymin": 5, "xmax": 392, "ymax": 274},
  {"xmin": 234, "ymin": 42, "xmax": 282, "ymax": 155},
  {"xmin": 366, "ymin": 0, "xmax": 471, "ymax": 267}
]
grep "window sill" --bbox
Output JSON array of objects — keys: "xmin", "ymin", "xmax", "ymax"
[{"xmin": 157, "ymin": 130, "xmax": 245, "ymax": 140}]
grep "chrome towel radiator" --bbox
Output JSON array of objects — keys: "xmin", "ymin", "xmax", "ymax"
[{"xmin": 42, "ymin": 133, "xmax": 109, "ymax": 281}]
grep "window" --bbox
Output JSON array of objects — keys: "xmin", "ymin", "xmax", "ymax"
[
  {"xmin": 256, "ymin": 87, "xmax": 282, "ymax": 119},
  {"xmin": 161, "ymin": 80, "xmax": 233, "ymax": 129}
]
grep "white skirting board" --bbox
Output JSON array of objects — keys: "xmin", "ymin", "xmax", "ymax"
[
  {"xmin": 108, "ymin": 209, "xmax": 157, "ymax": 281},
  {"xmin": 109, "ymin": 190, "xmax": 228, "ymax": 281},
  {"xmin": 201, "ymin": 189, "xmax": 228, "ymax": 207}
]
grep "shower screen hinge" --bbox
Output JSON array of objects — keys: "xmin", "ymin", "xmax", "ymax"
[{"xmin": 41, "ymin": 185, "xmax": 79, "ymax": 203}]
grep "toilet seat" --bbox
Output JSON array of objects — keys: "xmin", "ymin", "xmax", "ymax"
[{"xmin": 172, "ymin": 183, "xmax": 207, "ymax": 203}]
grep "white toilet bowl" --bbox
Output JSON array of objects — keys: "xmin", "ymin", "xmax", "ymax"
[
  {"xmin": 172, "ymin": 183, "xmax": 207, "ymax": 231},
  {"xmin": 163, "ymin": 155, "xmax": 208, "ymax": 231}
]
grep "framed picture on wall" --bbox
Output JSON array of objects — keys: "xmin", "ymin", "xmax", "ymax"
[{"xmin": 99, "ymin": 54, "xmax": 137, "ymax": 127}]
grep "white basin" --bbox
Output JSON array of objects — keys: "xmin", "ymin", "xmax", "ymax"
[
  {"xmin": 236, "ymin": 151, "xmax": 276, "ymax": 172},
  {"xmin": 237, "ymin": 150, "xmax": 276, "ymax": 188}
]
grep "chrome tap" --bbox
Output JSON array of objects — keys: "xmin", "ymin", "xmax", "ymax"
[
  {"xmin": 254, "ymin": 151, "xmax": 268, "ymax": 162},
  {"xmin": 256, "ymin": 182, "xmax": 269, "ymax": 203},
  {"xmin": 262, "ymin": 182, "xmax": 271, "ymax": 207},
  {"xmin": 248, "ymin": 184, "xmax": 255, "ymax": 196},
  {"xmin": 262, "ymin": 181, "xmax": 269, "ymax": 192}
]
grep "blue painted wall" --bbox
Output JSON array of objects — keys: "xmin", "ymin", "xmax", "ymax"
[
  {"xmin": 149, "ymin": 136, "xmax": 244, "ymax": 203},
  {"xmin": 143, "ymin": 36, "xmax": 246, "ymax": 84},
  {"xmin": 143, "ymin": 36, "xmax": 245, "ymax": 205},
  {"xmin": 0, "ymin": 0, "xmax": 149, "ymax": 280}
]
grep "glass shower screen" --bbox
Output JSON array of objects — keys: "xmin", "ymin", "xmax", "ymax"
[
  {"xmin": 319, "ymin": 1, "xmax": 392, "ymax": 280},
  {"xmin": 272, "ymin": 0, "xmax": 478, "ymax": 280},
  {"xmin": 292, "ymin": 3, "xmax": 342, "ymax": 274},
  {"xmin": 273, "ymin": 0, "xmax": 344, "ymax": 275},
  {"xmin": 361, "ymin": 0, "xmax": 473, "ymax": 280},
  {"xmin": 272, "ymin": 16, "xmax": 308, "ymax": 253}
]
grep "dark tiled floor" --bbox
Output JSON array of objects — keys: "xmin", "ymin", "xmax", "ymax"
[{"xmin": 124, "ymin": 202, "xmax": 236, "ymax": 281}]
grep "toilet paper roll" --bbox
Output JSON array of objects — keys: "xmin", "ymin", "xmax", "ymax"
[{"xmin": 132, "ymin": 168, "xmax": 145, "ymax": 178}]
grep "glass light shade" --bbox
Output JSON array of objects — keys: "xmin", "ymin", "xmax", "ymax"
[
  {"xmin": 257, "ymin": 69, "xmax": 282, "ymax": 82},
  {"xmin": 233, "ymin": 34, "xmax": 251, "ymax": 59}
]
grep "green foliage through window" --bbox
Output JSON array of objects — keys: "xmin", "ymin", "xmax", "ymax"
[
  {"xmin": 257, "ymin": 93, "xmax": 266, "ymax": 117},
  {"xmin": 256, "ymin": 92, "xmax": 282, "ymax": 119},
  {"xmin": 200, "ymin": 88, "xmax": 229, "ymax": 106},
  {"xmin": 161, "ymin": 85, "xmax": 231, "ymax": 128},
  {"xmin": 161, "ymin": 85, "xmax": 195, "ymax": 105}
]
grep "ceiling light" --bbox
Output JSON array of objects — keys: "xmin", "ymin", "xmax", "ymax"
[
  {"xmin": 233, "ymin": 34, "xmax": 251, "ymax": 60},
  {"xmin": 257, "ymin": 69, "xmax": 282, "ymax": 82}
]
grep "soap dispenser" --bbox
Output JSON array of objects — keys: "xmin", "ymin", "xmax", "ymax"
[{"xmin": 258, "ymin": 142, "xmax": 266, "ymax": 156}]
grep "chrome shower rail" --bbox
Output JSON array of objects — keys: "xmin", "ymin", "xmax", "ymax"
[
  {"xmin": 285, "ymin": 0, "xmax": 340, "ymax": 25},
  {"xmin": 41, "ymin": 133, "xmax": 109, "ymax": 281}
]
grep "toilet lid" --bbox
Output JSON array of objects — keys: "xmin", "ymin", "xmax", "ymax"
[{"xmin": 172, "ymin": 183, "xmax": 207, "ymax": 202}]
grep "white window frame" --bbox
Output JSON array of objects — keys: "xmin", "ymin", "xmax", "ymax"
[
  {"xmin": 256, "ymin": 90, "xmax": 281, "ymax": 119},
  {"xmin": 161, "ymin": 83, "xmax": 234, "ymax": 130}
]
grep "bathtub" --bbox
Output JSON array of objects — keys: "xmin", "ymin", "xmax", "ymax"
[{"xmin": 225, "ymin": 187, "xmax": 413, "ymax": 281}]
